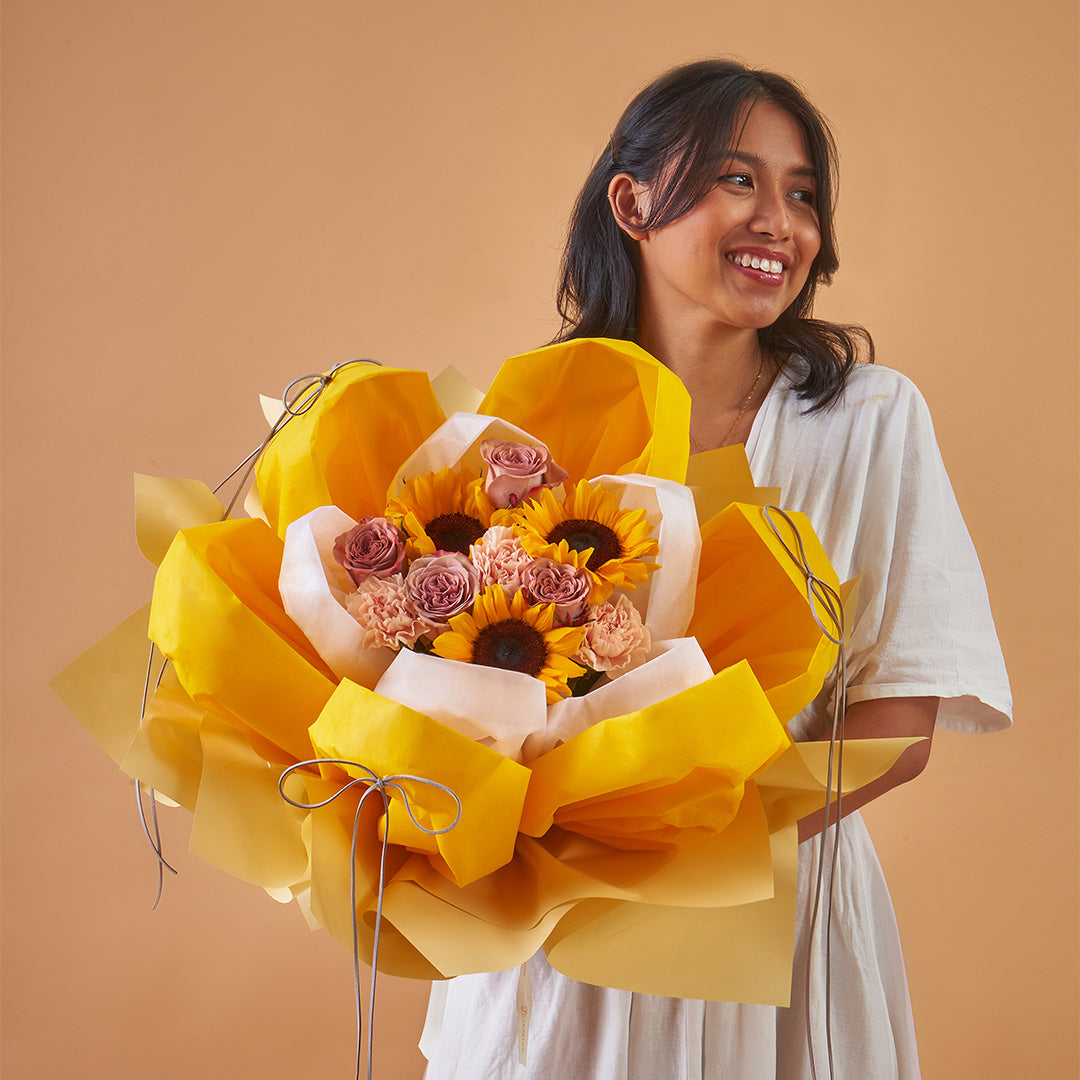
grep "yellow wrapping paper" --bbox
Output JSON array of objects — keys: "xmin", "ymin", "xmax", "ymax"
[
  {"xmin": 188, "ymin": 713, "xmax": 311, "ymax": 889},
  {"xmin": 149, "ymin": 518, "xmax": 336, "ymax": 763},
  {"xmin": 53, "ymin": 337, "xmax": 919, "ymax": 1003},
  {"xmin": 690, "ymin": 502, "xmax": 840, "ymax": 723},
  {"xmin": 134, "ymin": 474, "xmax": 224, "ymax": 565},
  {"xmin": 285, "ymin": 675, "xmax": 920, "ymax": 998},
  {"xmin": 521, "ymin": 660, "xmax": 789, "ymax": 848},
  {"xmin": 308, "ymin": 680, "xmax": 530, "ymax": 888},
  {"xmin": 685, "ymin": 443, "xmax": 781, "ymax": 521},
  {"xmin": 478, "ymin": 338, "xmax": 691, "ymax": 483},
  {"xmin": 541, "ymin": 824, "xmax": 801, "ymax": 1003},
  {"xmin": 254, "ymin": 364, "xmax": 445, "ymax": 539},
  {"xmin": 120, "ymin": 664, "xmax": 207, "ymax": 811},
  {"xmin": 52, "ymin": 604, "xmax": 152, "ymax": 765}
]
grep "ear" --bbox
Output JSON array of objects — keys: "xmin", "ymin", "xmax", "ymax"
[{"xmin": 607, "ymin": 173, "xmax": 651, "ymax": 240}]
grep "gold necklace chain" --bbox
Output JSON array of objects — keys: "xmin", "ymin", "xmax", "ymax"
[{"xmin": 689, "ymin": 353, "xmax": 766, "ymax": 451}]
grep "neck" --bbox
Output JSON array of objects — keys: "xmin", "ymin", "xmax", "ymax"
[{"xmin": 637, "ymin": 312, "xmax": 764, "ymax": 416}]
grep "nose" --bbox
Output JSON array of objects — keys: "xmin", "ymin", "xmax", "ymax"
[{"xmin": 749, "ymin": 185, "xmax": 791, "ymax": 240}]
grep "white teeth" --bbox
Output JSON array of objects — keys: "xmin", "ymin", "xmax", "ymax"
[{"xmin": 729, "ymin": 254, "xmax": 784, "ymax": 274}]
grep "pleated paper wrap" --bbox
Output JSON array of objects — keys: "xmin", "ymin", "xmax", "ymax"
[{"xmin": 53, "ymin": 339, "xmax": 916, "ymax": 1004}]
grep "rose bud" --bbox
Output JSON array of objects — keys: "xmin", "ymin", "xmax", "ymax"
[
  {"xmin": 480, "ymin": 438, "xmax": 569, "ymax": 509},
  {"xmin": 333, "ymin": 517, "xmax": 406, "ymax": 586},
  {"xmin": 522, "ymin": 558, "xmax": 593, "ymax": 624},
  {"xmin": 404, "ymin": 552, "xmax": 480, "ymax": 627}
]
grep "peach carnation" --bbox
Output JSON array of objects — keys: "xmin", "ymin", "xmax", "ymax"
[
  {"xmin": 344, "ymin": 574, "xmax": 433, "ymax": 650},
  {"xmin": 575, "ymin": 593, "xmax": 651, "ymax": 673},
  {"xmin": 469, "ymin": 525, "xmax": 534, "ymax": 592}
]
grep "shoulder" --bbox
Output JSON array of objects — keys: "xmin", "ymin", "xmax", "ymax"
[
  {"xmin": 780, "ymin": 360, "xmax": 929, "ymax": 415},
  {"xmin": 839, "ymin": 361, "xmax": 922, "ymax": 399},
  {"xmin": 751, "ymin": 360, "xmax": 950, "ymax": 535},
  {"xmin": 772, "ymin": 361, "xmax": 938, "ymax": 450},
  {"xmin": 840, "ymin": 363, "xmax": 931, "ymax": 414}
]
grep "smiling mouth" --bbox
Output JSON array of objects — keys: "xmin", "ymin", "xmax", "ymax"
[{"xmin": 727, "ymin": 253, "xmax": 785, "ymax": 275}]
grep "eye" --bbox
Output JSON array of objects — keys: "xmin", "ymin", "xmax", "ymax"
[
  {"xmin": 719, "ymin": 172, "xmax": 753, "ymax": 189},
  {"xmin": 790, "ymin": 187, "xmax": 817, "ymax": 207}
]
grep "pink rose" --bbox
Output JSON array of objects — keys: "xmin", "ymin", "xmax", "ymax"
[
  {"xmin": 575, "ymin": 593, "xmax": 651, "ymax": 673},
  {"xmin": 522, "ymin": 559, "xmax": 592, "ymax": 624},
  {"xmin": 469, "ymin": 525, "xmax": 534, "ymax": 592},
  {"xmin": 480, "ymin": 438, "xmax": 569, "ymax": 509},
  {"xmin": 344, "ymin": 574, "xmax": 432, "ymax": 650},
  {"xmin": 404, "ymin": 552, "xmax": 480, "ymax": 626},
  {"xmin": 333, "ymin": 517, "xmax": 406, "ymax": 585}
]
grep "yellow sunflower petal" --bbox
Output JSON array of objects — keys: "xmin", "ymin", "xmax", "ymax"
[
  {"xmin": 510, "ymin": 478, "xmax": 659, "ymax": 601},
  {"xmin": 477, "ymin": 583, "xmax": 512, "ymax": 622},
  {"xmin": 432, "ymin": 631, "xmax": 475, "ymax": 662},
  {"xmin": 388, "ymin": 465, "xmax": 491, "ymax": 556},
  {"xmin": 430, "ymin": 584, "xmax": 584, "ymax": 701},
  {"xmin": 529, "ymin": 604, "xmax": 557, "ymax": 633},
  {"xmin": 545, "ymin": 653, "xmax": 588, "ymax": 677}
]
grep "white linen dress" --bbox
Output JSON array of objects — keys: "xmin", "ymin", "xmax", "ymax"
[{"xmin": 420, "ymin": 362, "xmax": 1013, "ymax": 1080}]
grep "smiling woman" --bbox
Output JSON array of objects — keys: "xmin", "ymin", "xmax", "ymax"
[
  {"xmin": 615, "ymin": 104, "xmax": 823, "ymax": 347},
  {"xmin": 420, "ymin": 57, "xmax": 1012, "ymax": 1080},
  {"xmin": 554, "ymin": 61, "xmax": 870, "ymax": 439}
]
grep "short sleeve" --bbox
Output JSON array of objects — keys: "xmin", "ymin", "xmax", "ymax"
[{"xmin": 747, "ymin": 365, "xmax": 1012, "ymax": 734}]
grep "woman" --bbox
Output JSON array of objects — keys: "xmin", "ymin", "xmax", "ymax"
[{"xmin": 422, "ymin": 59, "xmax": 1011, "ymax": 1080}]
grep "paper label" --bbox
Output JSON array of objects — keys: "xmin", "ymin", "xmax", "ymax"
[{"xmin": 516, "ymin": 961, "xmax": 531, "ymax": 1066}]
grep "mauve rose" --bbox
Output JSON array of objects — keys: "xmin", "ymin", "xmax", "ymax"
[
  {"xmin": 404, "ymin": 552, "xmax": 480, "ymax": 625},
  {"xmin": 522, "ymin": 559, "xmax": 593, "ymax": 624},
  {"xmin": 333, "ymin": 517, "xmax": 406, "ymax": 586},
  {"xmin": 480, "ymin": 438, "xmax": 569, "ymax": 509},
  {"xmin": 575, "ymin": 593, "xmax": 651, "ymax": 673}
]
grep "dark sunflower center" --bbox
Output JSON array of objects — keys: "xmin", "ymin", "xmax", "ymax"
[
  {"xmin": 425, "ymin": 512, "xmax": 486, "ymax": 555},
  {"xmin": 472, "ymin": 619, "xmax": 547, "ymax": 676},
  {"xmin": 546, "ymin": 518, "xmax": 622, "ymax": 572}
]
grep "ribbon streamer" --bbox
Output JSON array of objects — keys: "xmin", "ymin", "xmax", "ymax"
[
  {"xmin": 214, "ymin": 358, "xmax": 380, "ymax": 518},
  {"xmin": 135, "ymin": 643, "xmax": 177, "ymax": 907},
  {"xmin": 278, "ymin": 760, "xmax": 462, "ymax": 1080},
  {"xmin": 762, "ymin": 505, "xmax": 846, "ymax": 1080}
]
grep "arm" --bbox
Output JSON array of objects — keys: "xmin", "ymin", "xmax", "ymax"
[{"xmin": 796, "ymin": 695, "xmax": 939, "ymax": 843}]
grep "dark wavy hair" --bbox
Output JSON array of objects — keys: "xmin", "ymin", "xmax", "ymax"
[{"xmin": 554, "ymin": 58, "xmax": 872, "ymax": 410}]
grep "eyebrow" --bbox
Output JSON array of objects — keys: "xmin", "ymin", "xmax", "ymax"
[{"xmin": 724, "ymin": 150, "xmax": 817, "ymax": 180}]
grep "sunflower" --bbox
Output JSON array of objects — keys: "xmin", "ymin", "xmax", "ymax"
[
  {"xmin": 386, "ymin": 465, "xmax": 501, "ymax": 557},
  {"xmin": 510, "ymin": 480, "xmax": 659, "ymax": 603},
  {"xmin": 432, "ymin": 585, "xmax": 586, "ymax": 703}
]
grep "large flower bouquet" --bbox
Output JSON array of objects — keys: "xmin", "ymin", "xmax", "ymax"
[{"xmin": 55, "ymin": 338, "xmax": 914, "ymax": 1005}]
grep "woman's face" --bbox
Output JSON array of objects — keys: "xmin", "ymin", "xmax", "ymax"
[{"xmin": 631, "ymin": 102, "xmax": 822, "ymax": 343}]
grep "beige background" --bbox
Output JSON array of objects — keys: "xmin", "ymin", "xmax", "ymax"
[{"xmin": 3, "ymin": 2, "xmax": 1077, "ymax": 1078}]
